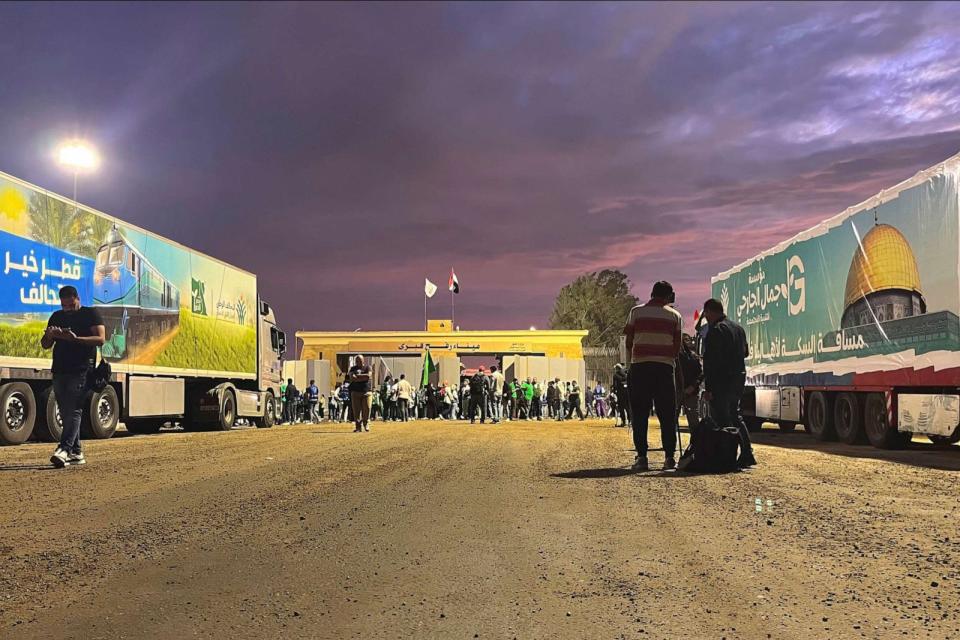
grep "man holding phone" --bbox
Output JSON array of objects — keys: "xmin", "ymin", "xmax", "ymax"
[{"xmin": 40, "ymin": 285, "xmax": 105, "ymax": 467}]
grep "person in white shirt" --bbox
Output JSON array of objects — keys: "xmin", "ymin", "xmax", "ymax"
[
  {"xmin": 489, "ymin": 365, "xmax": 505, "ymax": 423},
  {"xmin": 395, "ymin": 374, "xmax": 413, "ymax": 422}
]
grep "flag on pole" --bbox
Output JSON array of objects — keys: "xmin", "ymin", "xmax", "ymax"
[
  {"xmin": 421, "ymin": 349, "xmax": 437, "ymax": 387},
  {"xmin": 424, "ymin": 278, "xmax": 438, "ymax": 298},
  {"xmin": 448, "ymin": 269, "xmax": 460, "ymax": 293}
]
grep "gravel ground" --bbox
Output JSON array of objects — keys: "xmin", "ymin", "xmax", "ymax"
[{"xmin": 1, "ymin": 418, "xmax": 958, "ymax": 639}]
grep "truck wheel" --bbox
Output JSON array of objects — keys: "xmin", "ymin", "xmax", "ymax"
[
  {"xmin": 0, "ymin": 383, "xmax": 36, "ymax": 445},
  {"xmin": 81, "ymin": 386, "xmax": 119, "ymax": 439},
  {"xmin": 217, "ymin": 390, "xmax": 236, "ymax": 431},
  {"xmin": 745, "ymin": 416, "xmax": 764, "ymax": 432},
  {"xmin": 33, "ymin": 386, "xmax": 62, "ymax": 443},
  {"xmin": 255, "ymin": 393, "xmax": 276, "ymax": 429},
  {"xmin": 778, "ymin": 421, "xmax": 797, "ymax": 432},
  {"xmin": 806, "ymin": 392, "xmax": 834, "ymax": 440},
  {"xmin": 864, "ymin": 393, "xmax": 908, "ymax": 449},
  {"xmin": 125, "ymin": 419, "xmax": 164, "ymax": 434},
  {"xmin": 833, "ymin": 393, "xmax": 865, "ymax": 444}
]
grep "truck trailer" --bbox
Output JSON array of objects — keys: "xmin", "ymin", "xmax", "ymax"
[
  {"xmin": 0, "ymin": 170, "xmax": 286, "ymax": 445},
  {"xmin": 710, "ymin": 153, "xmax": 960, "ymax": 449}
]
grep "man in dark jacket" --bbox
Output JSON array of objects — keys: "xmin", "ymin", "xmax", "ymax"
[
  {"xmin": 468, "ymin": 367, "xmax": 488, "ymax": 424},
  {"xmin": 284, "ymin": 379, "xmax": 299, "ymax": 424},
  {"xmin": 701, "ymin": 298, "xmax": 756, "ymax": 467}
]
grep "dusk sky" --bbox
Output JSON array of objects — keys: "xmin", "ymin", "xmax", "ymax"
[{"xmin": 2, "ymin": 2, "xmax": 959, "ymax": 335}]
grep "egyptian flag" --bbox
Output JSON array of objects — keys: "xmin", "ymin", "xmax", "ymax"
[{"xmin": 449, "ymin": 268, "xmax": 460, "ymax": 294}]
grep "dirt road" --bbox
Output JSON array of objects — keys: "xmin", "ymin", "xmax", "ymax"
[{"xmin": 1, "ymin": 419, "xmax": 958, "ymax": 639}]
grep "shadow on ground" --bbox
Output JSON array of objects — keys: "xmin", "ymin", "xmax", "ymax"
[
  {"xmin": 551, "ymin": 467, "xmax": 699, "ymax": 479},
  {"xmin": 750, "ymin": 426, "xmax": 960, "ymax": 472}
]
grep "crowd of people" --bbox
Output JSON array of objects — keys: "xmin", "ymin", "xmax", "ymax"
[{"xmin": 276, "ymin": 366, "xmax": 621, "ymax": 427}]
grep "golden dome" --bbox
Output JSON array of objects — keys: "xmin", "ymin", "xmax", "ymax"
[{"xmin": 843, "ymin": 224, "xmax": 922, "ymax": 309}]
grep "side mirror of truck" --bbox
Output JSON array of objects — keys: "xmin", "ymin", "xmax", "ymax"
[{"xmin": 278, "ymin": 331, "xmax": 287, "ymax": 355}]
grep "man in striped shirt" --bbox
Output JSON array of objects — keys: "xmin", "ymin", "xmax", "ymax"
[{"xmin": 623, "ymin": 281, "xmax": 683, "ymax": 471}]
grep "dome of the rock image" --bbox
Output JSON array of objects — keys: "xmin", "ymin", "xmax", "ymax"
[{"xmin": 841, "ymin": 223, "xmax": 926, "ymax": 328}]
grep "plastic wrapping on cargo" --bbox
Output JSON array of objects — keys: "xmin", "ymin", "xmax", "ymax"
[{"xmin": 711, "ymin": 153, "xmax": 960, "ymax": 388}]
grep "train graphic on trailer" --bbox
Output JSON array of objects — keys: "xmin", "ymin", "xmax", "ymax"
[{"xmin": 93, "ymin": 225, "xmax": 181, "ymax": 359}]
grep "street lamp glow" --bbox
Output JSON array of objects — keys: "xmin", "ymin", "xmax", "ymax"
[{"xmin": 56, "ymin": 140, "xmax": 100, "ymax": 172}]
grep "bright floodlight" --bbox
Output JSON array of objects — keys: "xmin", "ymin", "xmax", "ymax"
[{"xmin": 57, "ymin": 140, "xmax": 100, "ymax": 172}]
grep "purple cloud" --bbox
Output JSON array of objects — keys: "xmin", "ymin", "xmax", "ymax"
[{"xmin": 0, "ymin": 2, "xmax": 958, "ymax": 333}]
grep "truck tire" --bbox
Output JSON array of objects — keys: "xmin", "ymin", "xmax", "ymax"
[
  {"xmin": 33, "ymin": 386, "xmax": 62, "ymax": 443},
  {"xmin": 806, "ymin": 392, "xmax": 834, "ymax": 441},
  {"xmin": 255, "ymin": 393, "xmax": 276, "ymax": 429},
  {"xmin": 125, "ymin": 419, "xmax": 164, "ymax": 435},
  {"xmin": 778, "ymin": 421, "xmax": 797, "ymax": 432},
  {"xmin": 833, "ymin": 392, "xmax": 865, "ymax": 444},
  {"xmin": 744, "ymin": 416, "xmax": 765, "ymax": 432},
  {"xmin": 81, "ymin": 386, "xmax": 120, "ymax": 439},
  {"xmin": 864, "ymin": 393, "xmax": 909, "ymax": 449},
  {"xmin": 0, "ymin": 382, "xmax": 36, "ymax": 445},
  {"xmin": 216, "ymin": 390, "xmax": 236, "ymax": 431}
]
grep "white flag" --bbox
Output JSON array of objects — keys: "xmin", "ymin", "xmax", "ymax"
[{"xmin": 424, "ymin": 278, "xmax": 438, "ymax": 298}]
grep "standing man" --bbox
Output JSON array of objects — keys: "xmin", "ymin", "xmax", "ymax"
[
  {"xmin": 564, "ymin": 381, "xmax": 585, "ymax": 420},
  {"xmin": 530, "ymin": 378, "xmax": 543, "ymax": 421},
  {"xmin": 489, "ymin": 365, "xmax": 505, "ymax": 423},
  {"xmin": 624, "ymin": 280, "xmax": 683, "ymax": 471},
  {"xmin": 306, "ymin": 379, "xmax": 321, "ymax": 423},
  {"xmin": 348, "ymin": 355, "xmax": 373, "ymax": 432},
  {"xmin": 284, "ymin": 378, "xmax": 300, "ymax": 424},
  {"xmin": 279, "ymin": 378, "xmax": 288, "ymax": 424},
  {"xmin": 612, "ymin": 364, "xmax": 629, "ymax": 427},
  {"xmin": 41, "ymin": 285, "xmax": 105, "ymax": 468},
  {"xmin": 468, "ymin": 367, "xmax": 488, "ymax": 424},
  {"xmin": 701, "ymin": 298, "xmax": 756, "ymax": 467},
  {"xmin": 395, "ymin": 373, "xmax": 413, "ymax": 422}
]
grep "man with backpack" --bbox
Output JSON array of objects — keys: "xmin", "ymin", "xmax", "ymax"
[{"xmin": 701, "ymin": 298, "xmax": 757, "ymax": 468}]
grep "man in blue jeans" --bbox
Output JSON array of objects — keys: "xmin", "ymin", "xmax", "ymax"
[
  {"xmin": 701, "ymin": 297, "xmax": 757, "ymax": 468},
  {"xmin": 41, "ymin": 286, "xmax": 105, "ymax": 468}
]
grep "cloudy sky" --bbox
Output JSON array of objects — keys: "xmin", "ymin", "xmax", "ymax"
[{"xmin": 1, "ymin": 2, "xmax": 959, "ymax": 334}]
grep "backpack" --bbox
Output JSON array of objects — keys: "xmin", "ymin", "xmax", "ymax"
[
  {"xmin": 677, "ymin": 414, "xmax": 740, "ymax": 473},
  {"xmin": 86, "ymin": 356, "xmax": 111, "ymax": 393},
  {"xmin": 469, "ymin": 374, "xmax": 485, "ymax": 394}
]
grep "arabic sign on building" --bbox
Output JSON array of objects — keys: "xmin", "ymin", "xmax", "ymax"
[{"xmin": 712, "ymin": 164, "xmax": 960, "ymax": 372}]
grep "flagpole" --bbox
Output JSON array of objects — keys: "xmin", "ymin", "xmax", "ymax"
[
  {"xmin": 424, "ymin": 292, "xmax": 427, "ymax": 331},
  {"xmin": 451, "ymin": 286, "xmax": 455, "ymax": 329}
]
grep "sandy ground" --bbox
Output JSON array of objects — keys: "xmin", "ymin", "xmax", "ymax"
[{"xmin": 1, "ymin": 418, "xmax": 958, "ymax": 640}]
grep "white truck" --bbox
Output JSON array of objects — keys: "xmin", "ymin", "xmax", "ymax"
[
  {"xmin": 710, "ymin": 153, "xmax": 959, "ymax": 449},
  {"xmin": 0, "ymin": 170, "xmax": 286, "ymax": 445}
]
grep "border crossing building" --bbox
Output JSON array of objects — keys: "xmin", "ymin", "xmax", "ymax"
[{"xmin": 286, "ymin": 320, "xmax": 588, "ymax": 394}]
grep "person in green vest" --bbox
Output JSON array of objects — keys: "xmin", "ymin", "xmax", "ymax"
[
  {"xmin": 521, "ymin": 378, "xmax": 534, "ymax": 421},
  {"xmin": 279, "ymin": 379, "xmax": 288, "ymax": 424}
]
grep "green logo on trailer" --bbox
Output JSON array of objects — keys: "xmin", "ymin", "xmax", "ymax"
[
  {"xmin": 191, "ymin": 278, "xmax": 207, "ymax": 316},
  {"xmin": 236, "ymin": 297, "xmax": 247, "ymax": 325}
]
